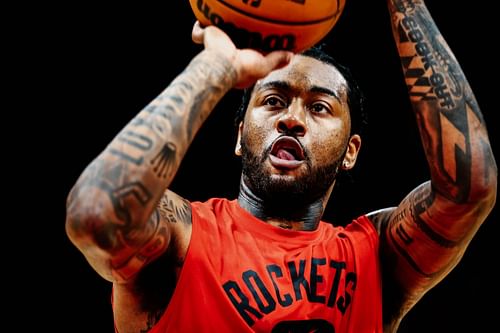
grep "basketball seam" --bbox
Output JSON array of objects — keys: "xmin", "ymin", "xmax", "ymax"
[{"xmin": 215, "ymin": 0, "xmax": 339, "ymax": 26}]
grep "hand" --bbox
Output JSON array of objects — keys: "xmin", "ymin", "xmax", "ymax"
[{"xmin": 191, "ymin": 21, "xmax": 293, "ymax": 89}]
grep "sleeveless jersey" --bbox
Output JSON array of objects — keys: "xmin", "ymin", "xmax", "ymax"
[{"xmin": 145, "ymin": 198, "xmax": 382, "ymax": 332}]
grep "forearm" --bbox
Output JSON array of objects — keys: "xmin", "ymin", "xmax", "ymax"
[
  {"xmin": 388, "ymin": 0, "xmax": 496, "ymax": 207},
  {"xmin": 66, "ymin": 50, "xmax": 237, "ymax": 260},
  {"xmin": 381, "ymin": 0, "xmax": 497, "ymax": 301},
  {"xmin": 382, "ymin": 0, "xmax": 497, "ymax": 301}
]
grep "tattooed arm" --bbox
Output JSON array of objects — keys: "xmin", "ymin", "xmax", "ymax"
[
  {"xmin": 65, "ymin": 24, "xmax": 292, "ymax": 284},
  {"xmin": 368, "ymin": 1, "xmax": 497, "ymax": 332}
]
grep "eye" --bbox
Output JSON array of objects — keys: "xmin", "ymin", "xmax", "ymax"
[
  {"xmin": 309, "ymin": 102, "xmax": 331, "ymax": 114},
  {"xmin": 263, "ymin": 96, "xmax": 286, "ymax": 109}
]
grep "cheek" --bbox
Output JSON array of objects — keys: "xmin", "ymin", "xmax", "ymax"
[
  {"xmin": 308, "ymin": 129, "xmax": 348, "ymax": 164},
  {"xmin": 242, "ymin": 121, "xmax": 269, "ymax": 153}
]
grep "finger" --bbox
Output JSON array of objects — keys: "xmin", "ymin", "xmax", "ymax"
[
  {"xmin": 192, "ymin": 21, "xmax": 204, "ymax": 44},
  {"xmin": 261, "ymin": 51, "xmax": 294, "ymax": 73}
]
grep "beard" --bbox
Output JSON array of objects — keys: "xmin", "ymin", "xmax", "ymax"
[{"xmin": 241, "ymin": 136, "xmax": 343, "ymax": 208}]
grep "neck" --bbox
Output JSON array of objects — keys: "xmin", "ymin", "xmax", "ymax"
[{"xmin": 237, "ymin": 178, "xmax": 331, "ymax": 231}]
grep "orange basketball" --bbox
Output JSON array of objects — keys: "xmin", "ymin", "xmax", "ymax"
[{"xmin": 189, "ymin": 0, "xmax": 346, "ymax": 53}]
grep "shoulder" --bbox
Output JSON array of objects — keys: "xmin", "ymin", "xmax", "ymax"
[
  {"xmin": 190, "ymin": 197, "xmax": 240, "ymax": 231},
  {"xmin": 345, "ymin": 214, "xmax": 383, "ymax": 250},
  {"xmin": 190, "ymin": 197, "xmax": 233, "ymax": 218},
  {"xmin": 365, "ymin": 207, "xmax": 397, "ymax": 235},
  {"xmin": 319, "ymin": 215, "xmax": 382, "ymax": 251}
]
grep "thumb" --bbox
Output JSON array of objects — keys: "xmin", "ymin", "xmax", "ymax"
[
  {"xmin": 261, "ymin": 51, "xmax": 294, "ymax": 74},
  {"xmin": 191, "ymin": 21, "xmax": 204, "ymax": 44},
  {"xmin": 234, "ymin": 50, "xmax": 294, "ymax": 89}
]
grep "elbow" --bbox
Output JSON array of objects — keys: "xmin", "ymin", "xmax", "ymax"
[
  {"xmin": 65, "ymin": 209, "xmax": 105, "ymax": 251},
  {"xmin": 65, "ymin": 185, "xmax": 87, "ymax": 248},
  {"xmin": 470, "ymin": 165, "xmax": 497, "ymax": 216},
  {"xmin": 481, "ymin": 175, "xmax": 497, "ymax": 215},
  {"xmin": 65, "ymin": 184, "xmax": 115, "ymax": 251}
]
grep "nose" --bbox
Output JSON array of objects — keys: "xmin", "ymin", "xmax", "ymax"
[{"xmin": 276, "ymin": 101, "xmax": 306, "ymax": 136}]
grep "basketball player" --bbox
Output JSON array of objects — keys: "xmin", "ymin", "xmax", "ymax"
[{"xmin": 65, "ymin": 1, "xmax": 496, "ymax": 332}]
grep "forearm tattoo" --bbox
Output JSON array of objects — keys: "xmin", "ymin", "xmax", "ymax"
[
  {"xmin": 383, "ymin": 0, "xmax": 497, "ymax": 279},
  {"xmin": 390, "ymin": 0, "xmax": 496, "ymax": 203},
  {"xmin": 68, "ymin": 51, "xmax": 237, "ymax": 278}
]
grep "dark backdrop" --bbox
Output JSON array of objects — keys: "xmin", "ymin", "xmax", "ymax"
[{"xmin": 48, "ymin": 1, "xmax": 497, "ymax": 332}]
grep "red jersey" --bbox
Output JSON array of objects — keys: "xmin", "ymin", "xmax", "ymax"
[{"xmin": 147, "ymin": 198, "xmax": 382, "ymax": 333}]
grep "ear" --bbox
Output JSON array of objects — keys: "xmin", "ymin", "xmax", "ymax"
[
  {"xmin": 235, "ymin": 121, "xmax": 244, "ymax": 156},
  {"xmin": 341, "ymin": 134, "xmax": 361, "ymax": 170}
]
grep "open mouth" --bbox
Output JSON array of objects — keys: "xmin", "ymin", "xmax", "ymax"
[{"xmin": 269, "ymin": 136, "xmax": 305, "ymax": 169}]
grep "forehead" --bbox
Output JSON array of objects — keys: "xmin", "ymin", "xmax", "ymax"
[{"xmin": 255, "ymin": 55, "xmax": 348, "ymax": 98}]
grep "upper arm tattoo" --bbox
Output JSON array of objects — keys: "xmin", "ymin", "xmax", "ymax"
[
  {"xmin": 108, "ymin": 191, "xmax": 191, "ymax": 281},
  {"xmin": 158, "ymin": 191, "xmax": 192, "ymax": 226},
  {"xmin": 386, "ymin": 183, "xmax": 460, "ymax": 278},
  {"xmin": 111, "ymin": 209, "xmax": 170, "ymax": 281}
]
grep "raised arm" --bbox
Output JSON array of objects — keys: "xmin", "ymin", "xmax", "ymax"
[
  {"xmin": 371, "ymin": 1, "xmax": 497, "ymax": 331},
  {"xmin": 65, "ymin": 24, "xmax": 292, "ymax": 283}
]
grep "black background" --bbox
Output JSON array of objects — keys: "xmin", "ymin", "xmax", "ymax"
[{"xmin": 39, "ymin": 1, "xmax": 498, "ymax": 332}]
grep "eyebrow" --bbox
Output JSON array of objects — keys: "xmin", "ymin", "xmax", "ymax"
[{"xmin": 256, "ymin": 80, "xmax": 341, "ymax": 102}]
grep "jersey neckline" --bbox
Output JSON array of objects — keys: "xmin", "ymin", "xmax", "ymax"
[{"xmin": 225, "ymin": 199, "xmax": 330, "ymax": 244}]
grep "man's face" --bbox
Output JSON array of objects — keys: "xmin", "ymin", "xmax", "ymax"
[{"xmin": 237, "ymin": 55, "xmax": 358, "ymax": 203}]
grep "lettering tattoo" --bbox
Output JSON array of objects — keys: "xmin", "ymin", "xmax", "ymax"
[
  {"xmin": 130, "ymin": 116, "xmax": 169, "ymax": 137},
  {"xmin": 72, "ymin": 162, "xmax": 155, "ymax": 252},
  {"xmin": 397, "ymin": 11, "xmax": 459, "ymax": 108},
  {"xmin": 111, "ymin": 182, "xmax": 152, "ymax": 225},
  {"xmin": 67, "ymin": 50, "xmax": 236, "ymax": 282},
  {"xmin": 109, "ymin": 130, "xmax": 154, "ymax": 166},
  {"xmin": 67, "ymin": 162, "xmax": 153, "ymax": 240},
  {"xmin": 377, "ymin": 2, "xmax": 496, "ymax": 331},
  {"xmin": 390, "ymin": 1, "xmax": 496, "ymax": 203}
]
